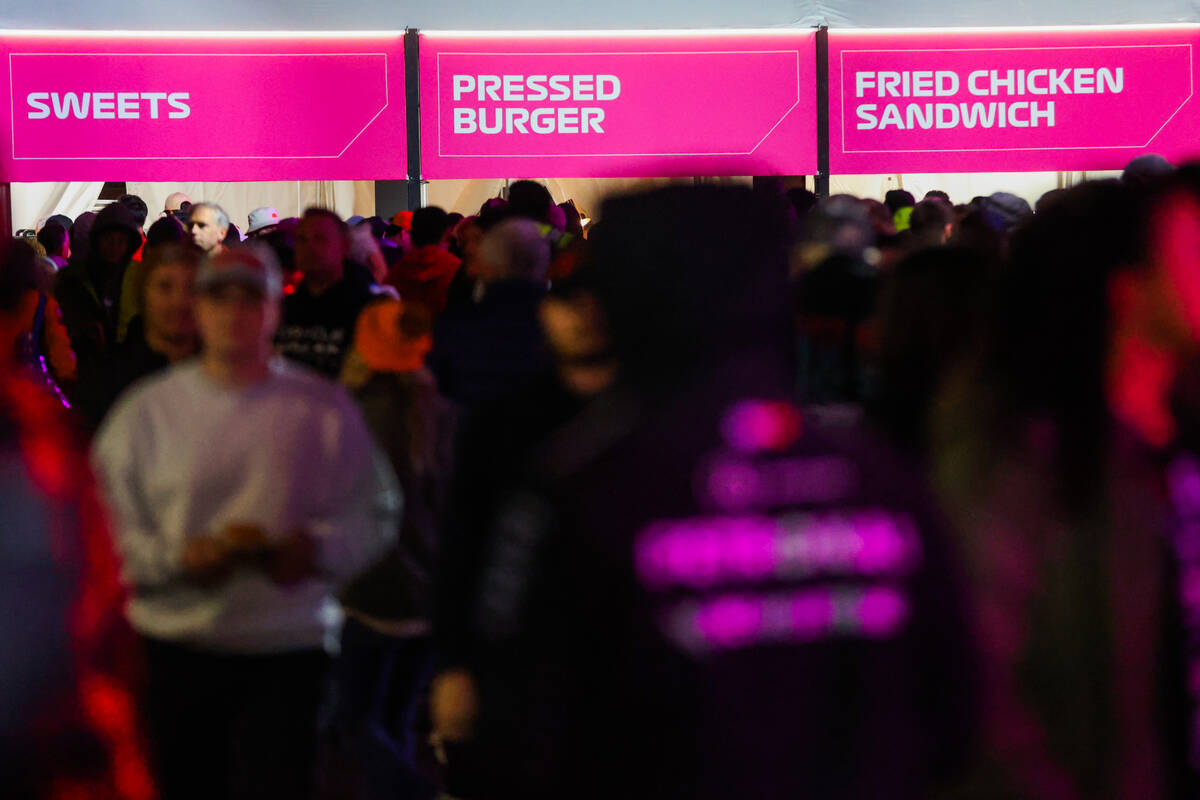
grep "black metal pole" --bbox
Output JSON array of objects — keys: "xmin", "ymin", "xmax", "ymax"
[
  {"xmin": 404, "ymin": 28, "xmax": 423, "ymax": 210},
  {"xmin": 815, "ymin": 26, "xmax": 830, "ymax": 197},
  {"xmin": 0, "ymin": 183, "xmax": 11, "ymax": 238}
]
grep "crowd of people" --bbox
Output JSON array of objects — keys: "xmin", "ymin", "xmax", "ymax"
[{"xmin": 4, "ymin": 160, "xmax": 1200, "ymax": 799}]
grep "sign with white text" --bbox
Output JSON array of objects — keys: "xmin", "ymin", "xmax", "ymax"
[
  {"xmin": 0, "ymin": 34, "xmax": 408, "ymax": 181},
  {"xmin": 419, "ymin": 32, "xmax": 818, "ymax": 179},
  {"xmin": 831, "ymin": 27, "xmax": 1200, "ymax": 173}
]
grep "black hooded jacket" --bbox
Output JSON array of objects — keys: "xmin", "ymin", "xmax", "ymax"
[{"xmin": 53, "ymin": 202, "xmax": 142, "ymax": 430}]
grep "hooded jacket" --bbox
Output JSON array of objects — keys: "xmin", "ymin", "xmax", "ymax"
[{"xmin": 53, "ymin": 202, "xmax": 143, "ymax": 430}]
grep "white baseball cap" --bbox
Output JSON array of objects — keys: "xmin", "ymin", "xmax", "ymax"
[{"xmin": 247, "ymin": 206, "xmax": 281, "ymax": 234}]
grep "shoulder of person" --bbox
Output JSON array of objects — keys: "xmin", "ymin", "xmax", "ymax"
[
  {"xmin": 271, "ymin": 358, "xmax": 361, "ymax": 409},
  {"xmin": 94, "ymin": 362, "xmax": 194, "ymax": 444}
]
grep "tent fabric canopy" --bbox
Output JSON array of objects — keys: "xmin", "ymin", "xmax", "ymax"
[{"xmin": 2, "ymin": 0, "xmax": 1197, "ymax": 32}]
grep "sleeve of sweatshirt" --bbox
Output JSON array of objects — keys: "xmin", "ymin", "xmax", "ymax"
[
  {"xmin": 90, "ymin": 395, "xmax": 184, "ymax": 590},
  {"xmin": 308, "ymin": 389, "xmax": 403, "ymax": 583}
]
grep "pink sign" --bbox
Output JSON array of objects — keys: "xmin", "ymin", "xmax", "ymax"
[
  {"xmin": 831, "ymin": 27, "xmax": 1200, "ymax": 174},
  {"xmin": 419, "ymin": 33, "xmax": 818, "ymax": 179},
  {"xmin": 0, "ymin": 35, "xmax": 407, "ymax": 181}
]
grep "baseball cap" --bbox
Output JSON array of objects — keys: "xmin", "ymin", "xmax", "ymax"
[
  {"xmin": 247, "ymin": 206, "xmax": 281, "ymax": 234},
  {"xmin": 195, "ymin": 245, "xmax": 283, "ymax": 299}
]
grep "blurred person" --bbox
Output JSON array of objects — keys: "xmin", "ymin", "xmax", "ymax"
[
  {"xmin": 1035, "ymin": 188, "xmax": 1069, "ymax": 215},
  {"xmin": 68, "ymin": 211, "xmax": 96, "ymax": 267},
  {"xmin": 333, "ymin": 300, "xmax": 455, "ymax": 800},
  {"xmin": 885, "ymin": 188, "xmax": 917, "ymax": 216},
  {"xmin": 932, "ymin": 179, "xmax": 1191, "ymax": 799},
  {"xmin": 908, "ymin": 198, "xmax": 955, "ymax": 249},
  {"xmin": 867, "ymin": 246, "xmax": 990, "ymax": 458},
  {"xmin": 246, "ymin": 206, "xmax": 281, "ymax": 239},
  {"xmin": 145, "ymin": 214, "xmax": 187, "ymax": 248},
  {"xmin": 91, "ymin": 244, "xmax": 400, "ymax": 800},
  {"xmin": 45, "ymin": 212, "xmax": 73, "ymax": 231},
  {"xmin": 275, "ymin": 207, "xmax": 375, "ymax": 377},
  {"xmin": 350, "ymin": 223, "xmax": 399, "ymax": 299},
  {"xmin": 557, "ymin": 201, "xmax": 584, "ymax": 239},
  {"xmin": 426, "ymin": 217, "xmax": 551, "ymax": 409},
  {"xmin": 973, "ymin": 191, "xmax": 1033, "ymax": 235},
  {"xmin": 0, "ymin": 369, "xmax": 155, "ymax": 800},
  {"xmin": 385, "ymin": 205, "xmax": 462, "ymax": 314},
  {"xmin": 117, "ymin": 194, "xmax": 150, "ymax": 268},
  {"xmin": 506, "ymin": 180, "xmax": 553, "ymax": 224},
  {"xmin": 787, "ymin": 187, "xmax": 819, "ymax": 229},
  {"xmin": 538, "ymin": 276, "xmax": 618, "ymax": 398},
  {"xmin": 117, "ymin": 194, "xmax": 149, "ymax": 238},
  {"xmin": 187, "ymin": 202, "xmax": 229, "ymax": 255},
  {"xmin": 37, "ymin": 222, "xmax": 70, "ymax": 270},
  {"xmin": 55, "ymin": 201, "xmax": 142, "ymax": 409},
  {"xmin": 793, "ymin": 195, "xmax": 879, "ymax": 414},
  {"xmin": 162, "ymin": 191, "xmax": 191, "ymax": 216},
  {"xmin": 886, "ymin": 188, "xmax": 917, "ymax": 231},
  {"xmin": 431, "ymin": 185, "xmax": 977, "ymax": 799},
  {"xmin": 86, "ymin": 242, "xmax": 201, "ymax": 426},
  {"xmin": 0, "ymin": 237, "xmax": 76, "ymax": 393},
  {"xmin": 925, "ymin": 189, "xmax": 951, "ymax": 203},
  {"xmin": 862, "ymin": 198, "xmax": 897, "ymax": 234},
  {"xmin": 444, "ymin": 215, "xmax": 486, "ymax": 311},
  {"xmin": 1123, "ymin": 153, "xmax": 1174, "ymax": 189}
]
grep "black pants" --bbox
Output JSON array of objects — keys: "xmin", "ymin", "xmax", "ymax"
[
  {"xmin": 328, "ymin": 619, "xmax": 436, "ymax": 800},
  {"xmin": 141, "ymin": 637, "xmax": 329, "ymax": 800}
]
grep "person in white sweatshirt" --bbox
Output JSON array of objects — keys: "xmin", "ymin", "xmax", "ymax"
[{"xmin": 92, "ymin": 244, "xmax": 400, "ymax": 800}]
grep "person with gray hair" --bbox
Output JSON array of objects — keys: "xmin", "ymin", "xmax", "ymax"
[
  {"xmin": 426, "ymin": 217, "xmax": 553, "ymax": 408},
  {"xmin": 476, "ymin": 217, "xmax": 552, "ymax": 284},
  {"xmin": 187, "ymin": 201, "xmax": 230, "ymax": 254}
]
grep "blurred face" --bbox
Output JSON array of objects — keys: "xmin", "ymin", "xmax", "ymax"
[
  {"xmin": 195, "ymin": 283, "xmax": 278, "ymax": 364},
  {"xmin": 98, "ymin": 230, "xmax": 130, "ymax": 265},
  {"xmin": 461, "ymin": 224, "xmax": 486, "ymax": 278},
  {"xmin": 143, "ymin": 263, "xmax": 197, "ymax": 344},
  {"xmin": 189, "ymin": 207, "xmax": 227, "ymax": 252},
  {"xmin": 295, "ymin": 215, "xmax": 348, "ymax": 282}
]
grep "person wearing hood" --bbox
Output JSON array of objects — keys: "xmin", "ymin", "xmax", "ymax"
[
  {"xmin": 385, "ymin": 206, "xmax": 461, "ymax": 314},
  {"xmin": 54, "ymin": 201, "xmax": 143, "ymax": 428},
  {"xmin": 430, "ymin": 186, "xmax": 978, "ymax": 799}
]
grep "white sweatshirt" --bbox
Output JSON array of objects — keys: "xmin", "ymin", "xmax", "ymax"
[{"xmin": 91, "ymin": 358, "xmax": 401, "ymax": 654}]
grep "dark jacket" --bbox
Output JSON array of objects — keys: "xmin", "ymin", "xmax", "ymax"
[
  {"xmin": 90, "ymin": 316, "xmax": 172, "ymax": 427},
  {"xmin": 426, "ymin": 280, "xmax": 550, "ymax": 410},
  {"xmin": 436, "ymin": 187, "xmax": 978, "ymax": 799},
  {"xmin": 53, "ymin": 203, "xmax": 142, "ymax": 430},
  {"xmin": 340, "ymin": 368, "xmax": 455, "ymax": 623}
]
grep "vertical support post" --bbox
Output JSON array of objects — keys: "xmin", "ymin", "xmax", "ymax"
[
  {"xmin": 404, "ymin": 28, "xmax": 423, "ymax": 211},
  {"xmin": 815, "ymin": 26, "xmax": 830, "ymax": 197},
  {"xmin": 0, "ymin": 182, "xmax": 11, "ymax": 238}
]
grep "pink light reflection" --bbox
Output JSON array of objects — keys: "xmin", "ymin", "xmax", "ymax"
[
  {"xmin": 720, "ymin": 399, "xmax": 803, "ymax": 454},
  {"xmin": 696, "ymin": 594, "xmax": 763, "ymax": 648}
]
